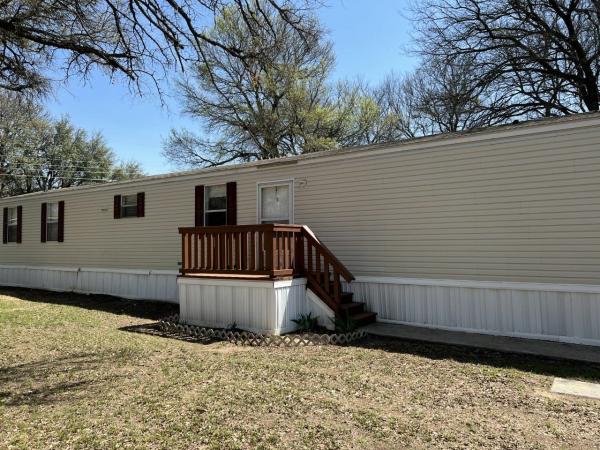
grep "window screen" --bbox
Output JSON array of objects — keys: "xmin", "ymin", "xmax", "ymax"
[
  {"xmin": 7, "ymin": 207, "xmax": 17, "ymax": 242},
  {"xmin": 46, "ymin": 203, "xmax": 59, "ymax": 241},
  {"xmin": 205, "ymin": 185, "xmax": 227, "ymax": 226},
  {"xmin": 121, "ymin": 194, "xmax": 138, "ymax": 218}
]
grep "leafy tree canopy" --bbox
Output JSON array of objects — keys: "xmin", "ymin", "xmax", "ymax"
[{"xmin": 0, "ymin": 94, "xmax": 144, "ymax": 197}]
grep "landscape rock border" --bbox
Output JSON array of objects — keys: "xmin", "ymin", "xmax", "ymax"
[{"xmin": 158, "ymin": 314, "xmax": 367, "ymax": 347}]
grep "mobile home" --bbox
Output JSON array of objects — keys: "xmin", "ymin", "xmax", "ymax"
[{"xmin": 1, "ymin": 113, "xmax": 599, "ymax": 344}]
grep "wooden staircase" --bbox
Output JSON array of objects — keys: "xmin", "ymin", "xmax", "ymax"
[
  {"xmin": 178, "ymin": 223, "xmax": 377, "ymax": 326},
  {"xmin": 301, "ymin": 227, "xmax": 376, "ymax": 326}
]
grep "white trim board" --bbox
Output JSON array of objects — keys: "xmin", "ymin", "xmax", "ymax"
[
  {"xmin": 354, "ymin": 276, "xmax": 600, "ymax": 294},
  {"xmin": 177, "ymin": 276, "xmax": 306, "ymax": 289}
]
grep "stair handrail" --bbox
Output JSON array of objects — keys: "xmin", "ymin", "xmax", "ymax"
[{"xmin": 301, "ymin": 225, "xmax": 354, "ymax": 283}]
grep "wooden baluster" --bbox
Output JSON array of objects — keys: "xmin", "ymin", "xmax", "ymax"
[
  {"xmin": 225, "ymin": 232, "xmax": 230, "ymax": 270},
  {"xmin": 233, "ymin": 232, "xmax": 237, "ymax": 270},
  {"xmin": 207, "ymin": 233, "xmax": 211, "ymax": 270},
  {"xmin": 219, "ymin": 232, "xmax": 226, "ymax": 270},
  {"xmin": 240, "ymin": 231, "xmax": 247, "ymax": 270},
  {"xmin": 214, "ymin": 232, "xmax": 218, "ymax": 270},
  {"xmin": 187, "ymin": 232, "xmax": 193, "ymax": 272},
  {"xmin": 200, "ymin": 234, "xmax": 205, "ymax": 269},
  {"xmin": 229, "ymin": 232, "xmax": 234, "ymax": 270},
  {"xmin": 180, "ymin": 232, "xmax": 187, "ymax": 274},
  {"xmin": 294, "ymin": 233, "xmax": 304, "ymax": 275},
  {"xmin": 214, "ymin": 233, "xmax": 219, "ymax": 270},
  {"xmin": 333, "ymin": 268, "xmax": 341, "ymax": 304},
  {"xmin": 283, "ymin": 232, "xmax": 289, "ymax": 269},
  {"xmin": 191, "ymin": 233, "xmax": 197, "ymax": 270},
  {"xmin": 280, "ymin": 232, "xmax": 285, "ymax": 269},
  {"xmin": 257, "ymin": 230, "xmax": 264, "ymax": 270},
  {"xmin": 323, "ymin": 255, "xmax": 330, "ymax": 294},
  {"xmin": 249, "ymin": 231, "xmax": 256, "ymax": 271},
  {"xmin": 307, "ymin": 241, "xmax": 313, "ymax": 276},
  {"xmin": 315, "ymin": 248, "xmax": 321, "ymax": 285},
  {"xmin": 264, "ymin": 228, "xmax": 273, "ymax": 274},
  {"xmin": 214, "ymin": 232, "xmax": 219, "ymax": 270}
]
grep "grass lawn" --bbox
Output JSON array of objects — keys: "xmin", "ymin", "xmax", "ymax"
[{"xmin": 1, "ymin": 288, "xmax": 599, "ymax": 449}]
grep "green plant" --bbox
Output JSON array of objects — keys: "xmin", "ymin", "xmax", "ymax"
[
  {"xmin": 330, "ymin": 316, "xmax": 358, "ymax": 333},
  {"xmin": 292, "ymin": 313, "xmax": 320, "ymax": 332}
]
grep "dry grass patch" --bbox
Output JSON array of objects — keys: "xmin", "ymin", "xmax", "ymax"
[{"xmin": 1, "ymin": 287, "xmax": 599, "ymax": 449}]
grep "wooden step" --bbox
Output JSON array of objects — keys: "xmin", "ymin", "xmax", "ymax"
[
  {"xmin": 340, "ymin": 292, "xmax": 353, "ymax": 304},
  {"xmin": 348, "ymin": 311, "xmax": 377, "ymax": 327},
  {"xmin": 339, "ymin": 301, "xmax": 364, "ymax": 316}
]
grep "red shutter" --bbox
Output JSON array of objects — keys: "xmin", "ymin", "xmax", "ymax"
[
  {"xmin": 2, "ymin": 208, "xmax": 7, "ymax": 244},
  {"xmin": 114, "ymin": 195, "xmax": 121, "ymax": 219},
  {"xmin": 16, "ymin": 205, "xmax": 22, "ymax": 243},
  {"xmin": 226, "ymin": 182, "xmax": 237, "ymax": 225},
  {"xmin": 195, "ymin": 185, "xmax": 204, "ymax": 226},
  {"xmin": 58, "ymin": 201, "xmax": 65, "ymax": 242},
  {"xmin": 136, "ymin": 192, "xmax": 145, "ymax": 217},
  {"xmin": 41, "ymin": 203, "xmax": 47, "ymax": 243}
]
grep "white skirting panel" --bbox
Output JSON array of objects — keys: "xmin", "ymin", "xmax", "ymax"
[
  {"xmin": 76, "ymin": 268, "xmax": 178, "ymax": 302},
  {"xmin": 0, "ymin": 265, "xmax": 78, "ymax": 292},
  {"xmin": 346, "ymin": 277, "xmax": 600, "ymax": 346},
  {"xmin": 0, "ymin": 265, "xmax": 178, "ymax": 303},
  {"xmin": 178, "ymin": 277, "xmax": 312, "ymax": 335}
]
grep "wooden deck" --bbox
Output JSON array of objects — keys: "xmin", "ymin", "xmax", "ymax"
[{"xmin": 178, "ymin": 224, "xmax": 376, "ymax": 324}]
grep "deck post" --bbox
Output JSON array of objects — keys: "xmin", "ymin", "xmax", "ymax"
[{"xmin": 264, "ymin": 227, "xmax": 274, "ymax": 276}]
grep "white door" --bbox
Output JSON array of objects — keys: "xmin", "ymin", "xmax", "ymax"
[{"xmin": 258, "ymin": 181, "xmax": 293, "ymax": 224}]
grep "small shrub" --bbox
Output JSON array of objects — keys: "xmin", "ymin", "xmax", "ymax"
[
  {"xmin": 330, "ymin": 316, "xmax": 357, "ymax": 333},
  {"xmin": 292, "ymin": 312, "xmax": 320, "ymax": 332}
]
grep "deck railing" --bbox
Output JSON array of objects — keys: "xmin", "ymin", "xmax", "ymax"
[{"xmin": 178, "ymin": 224, "xmax": 354, "ymax": 313}]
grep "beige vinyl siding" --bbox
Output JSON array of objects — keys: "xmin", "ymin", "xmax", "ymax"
[{"xmin": 0, "ymin": 117, "xmax": 599, "ymax": 284}]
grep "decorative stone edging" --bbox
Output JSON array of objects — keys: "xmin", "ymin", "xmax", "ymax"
[{"xmin": 158, "ymin": 314, "xmax": 367, "ymax": 347}]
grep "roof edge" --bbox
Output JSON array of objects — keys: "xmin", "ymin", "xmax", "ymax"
[{"xmin": 3, "ymin": 111, "xmax": 600, "ymax": 200}]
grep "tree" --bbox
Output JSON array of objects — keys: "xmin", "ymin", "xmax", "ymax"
[
  {"xmin": 0, "ymin": 95, "xmax": 144, "ymax": 197},
  {"xmin": 377, "ymin": 56, "xmax": 515, "ymax": 138},
  {"xmin": 412, "ymin": 0, "xmax": 600, "ymax": 116},
  {"xmin": 164, "ymin": 0, "xmax": 336, "ymax": 166},
  {"xmin": 0, "ymin": 0, "xmax": 322, "ymax": 96}
]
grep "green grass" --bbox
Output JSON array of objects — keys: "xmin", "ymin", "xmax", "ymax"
[{"xmin": 1, "ymin": 288, "xmax": 599, "ymax": 449}]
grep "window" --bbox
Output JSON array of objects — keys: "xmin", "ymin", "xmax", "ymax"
[
  {"xmin": 46, "ymin": 203, "xmax": 59, "ymax": 241},
  {"xmin": 121, "ymin": 195, "xmax": 138, "ymax": 218},
  {"xmin": 114, "ymin": 193, "xmax": 144, "ymax": 219},
  {"xmin": 258, "ymin": 181, "xmax": 293, "ymax": 224},
  {"xmin": 205, "ymin": 185, "xmax": 227, "ymax": 226},
  {"xmin": 6, "ymin": 207, "xmax": 17, "ymax": 243}
]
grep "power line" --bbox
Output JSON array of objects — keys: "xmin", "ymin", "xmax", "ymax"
[
  {"xmin": 0, "ymin": 169, "xmax": 137, "ymax": 177},
  {"xmin": 0, "ymin": 174, "xmax": 116, "ymax": 181}
]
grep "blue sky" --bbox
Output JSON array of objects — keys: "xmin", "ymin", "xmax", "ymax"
[{"xmin": 45, "ymin": 0, "xmax": 417, "ymax": 175}]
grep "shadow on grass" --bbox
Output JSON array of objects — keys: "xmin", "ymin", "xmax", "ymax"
[
  {"xmin": 119, "ymin": 322, "xmax": 222, "ymax": 345},
  {"xmin": 358, "ymin": 335, "xmax": 600, "ymax": 383},
  {"xmin": 0, "ymin": 352, "xmax": 125, "ymax": 407},
  {"xmin": 0, "ymin": 286, "xmax": 178, "ymax": 320}
]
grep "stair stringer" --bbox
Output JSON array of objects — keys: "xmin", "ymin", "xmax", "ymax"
[{"xmin": 306, "ymin": 287, "xmax": 336, "ymax": 330}]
